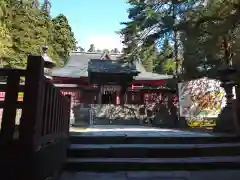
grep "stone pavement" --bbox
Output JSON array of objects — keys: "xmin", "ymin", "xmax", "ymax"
[
  {"xmin": 60, "ymin": 170, "xmax": 240, "ymax": 180},
  {"xmin": 65, "ymin": 125, "xmax": 240, "ymax": 180},
  {"xmin": 70, "ymin": 125, "xmax": 229, "ymax": 137}
]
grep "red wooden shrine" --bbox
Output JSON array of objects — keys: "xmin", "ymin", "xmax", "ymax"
[{"xmin": 51, "ymin": 52, "xmax": 175, "ymax": 106}]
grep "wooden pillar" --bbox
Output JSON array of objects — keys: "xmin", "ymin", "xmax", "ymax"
[
  {"xmin": 98, "ymin": 85, "xmax": 103, "ymax": 104},
  {"xmin": 140, "ymin": 91, "xmax": 145, "ymax": 104},
  {"xmin": 64, "ymin": 95, "xmax": 71, "ymax": 135},
  {"xmin": 119, "ymin": 92, "xmax": 128, "ymax": 105},
  {"xmin": 69, "ymin": 95, "xmax": 75, "ymax": 125},
  {"xmin": 116, "ymin": 91, "xmax": 120, "ymax": 104},
  {"xmin": 17, "ymin": 56, "xmax": 45, "ymax": 180},
  {"xmin": 20, "ymin": 55, "xmax": 45, "ymax": 150},
  {"xmin": 124, "ymin": 92, "xmax": 127, "ymax": 104}
]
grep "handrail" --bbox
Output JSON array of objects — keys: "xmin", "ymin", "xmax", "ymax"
[
  {"xmin": 0, "ymin": 71, "xmax": 22, "ymax": 144},
  {"xmin": 0, "ymin": 69, "xmax": 25, "ymax": 76},
  {"xmin": 0, "ymin": 55, "xmax": 71, "ymax": 150},
  {"xmin": 40, "ymin": 81, "xmax": 70, "ymax": 146},
  {"xmin": 0, "ymin": 56, "xmax": 71, "ymax": 180}
]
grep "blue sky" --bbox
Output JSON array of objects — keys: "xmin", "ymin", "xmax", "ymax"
[{"xmin": 50, "ymin": 0, "xmax": 130, "ymax": 50}]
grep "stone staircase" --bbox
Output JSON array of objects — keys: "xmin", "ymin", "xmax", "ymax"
[{"xmin": 64, "ymin": 133, "xmax": 240, "ymax": 171}]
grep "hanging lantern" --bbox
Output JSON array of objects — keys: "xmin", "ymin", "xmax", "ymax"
[{"xmin": 42, "ymin": 46, "xmax": 55, "ymax": 80}]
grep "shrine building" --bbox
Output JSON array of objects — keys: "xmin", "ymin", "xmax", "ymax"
[
  {"xmin": 51, "ymin": 51, "xmax": 173, "ymax": 106},
  {"xmin": 50, "ymin": 52, "xmax": 177, "ymax": 125}
]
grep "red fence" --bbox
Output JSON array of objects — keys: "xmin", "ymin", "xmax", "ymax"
[{"xmin": 0, "ymin": 56, "xmax": 71, "ymax": 180}]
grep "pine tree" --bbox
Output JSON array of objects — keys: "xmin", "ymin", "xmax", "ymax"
[
  {"xmin": 0, "ymin": 0, "xmax": 13, "ymax": 67},
  {"xmin": 51, "ymin": 14, "xmax": 77, "ymax": 64},
  {"xmin": 180, "ymin": 0, "xmax": 240, "ymax": 79},
  {"xmin": 31, "ymin": 0, "xmax": 39, "ymax": 8},
  {"xmin": 41, "ymin": 0, "xmax": 51, "ymax": 15},
  {"xmin": 153, "ymin": 39, "xmax": 175, "ymax": 74},
  {"xmin": 120, "ymin": 0, "xmax": 240, "ymax": 79},
  {"xmin": 0, "ymin": 0, "xmax": 77, "ymax": 68},
  {"xmin": 111, "ymin": 48, "xmax": 120, "ymax": 54},
  {"xmin": 140, "ymin": 45, "xmax": 156, "ymax": 72},
  {"xmin": 102, "ymin": 49, "xmax": 109, "ymax": 53},
  {"xmin": 88, "ymin": 44, "xmax": 95, "ymax": 52},
  {"xmin": 9, "ymin": 1, "xmax": 49, "ymax": 67}
]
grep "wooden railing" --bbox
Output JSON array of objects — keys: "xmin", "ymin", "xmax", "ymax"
[
  {"xmin": 40, "ymin": 81, "xmax": 70, "ymax": 146},
  {"xmin": 0, "ymin": 69, "xmax": 25, "ymax": 143},
  {"xmin": 0, "ymin": 56, "xmax": 71, "ymax": 180}
]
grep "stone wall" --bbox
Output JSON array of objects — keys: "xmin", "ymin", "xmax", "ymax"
[
  {"xmin": 91, "ymin": 104, "xmax": 144, "ymax": 125},
  {"xmin": 72, "ymin": 104, "xmax": 90, "ymax": 126},
  {"xmin": 71, "ymin": 103, "xmax": 178, "ymax": 127},
  {"xmin": 92, "ymin": 104, "xmax": 146, "ymax": 120}
]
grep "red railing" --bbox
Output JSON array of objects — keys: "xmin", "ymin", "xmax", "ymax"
[
  {"xmin": 0, "ymin": 55, "xmax": 71, "ymax": 180},
  {"xmin": 40, "ymin": 81, "xmax": 71, "ymax": 146}
]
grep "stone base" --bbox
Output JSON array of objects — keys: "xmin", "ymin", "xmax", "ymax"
[
  {"xmin": 178, "ymin": 117, "xmax": 188, "ymax": 128},
  {"xmin": 214, "ymin": 105, "xmax": 236, "ymax": 133},
  {"xmin": 72, "ymin": 121, "xmax": 90, "ymax": 126},
  {"xmin": 152, "ymin": 115, "xmax": 178, "ymax": 129},
  {"xmin": 93, "ymin": 118, "xmax": 140, "ymax": 125}
]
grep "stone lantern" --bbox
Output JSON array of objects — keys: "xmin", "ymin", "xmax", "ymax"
[
  {"xmin": 214, "ymin": 65, "xmax": 236, "ymax": 133},
  {"xmin": 41, "ymin": 46, "xmax": 55, "ymax": 80},
  {"xmin": 214, "ymin": 36, "xmax": 237, "ymax": 133}
]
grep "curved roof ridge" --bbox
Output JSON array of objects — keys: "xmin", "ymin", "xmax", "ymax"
[
  {"xmin": 52, "ymin": 52, "xmax": 173, "ymax": 80},
  {"xmin": 134, "ymin": 60, "xmax": 146, "ymax": 72},
  {"xmin": 70, "ymin": 51, "xmax": 123, "ymax": 55}
]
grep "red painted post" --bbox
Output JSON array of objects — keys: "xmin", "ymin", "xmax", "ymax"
[
  {"xmin": 64, "ymin": 95, "xmax": 71, "ymax": 135},
  {"xmin": 19, "ymin": 55, "xmax": 45, "ymax": 151}
]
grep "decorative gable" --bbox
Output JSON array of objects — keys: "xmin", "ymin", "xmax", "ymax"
[
  {"xmin": 100, "ymin": 52, "xmax": 111, "ymax": 60},
  {"xmin": 88, "ymin": 59, "xmax": 139, "ymax": 85}
]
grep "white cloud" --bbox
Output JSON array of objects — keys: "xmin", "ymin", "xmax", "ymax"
[{"xmin": 79, "ymin": 33, "xmax": 124, "ymax": 51}]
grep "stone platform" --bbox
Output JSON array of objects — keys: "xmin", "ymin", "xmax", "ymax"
[{"xmin": 70, "ymin": 125, "xmax": 231, "ymax": 138}]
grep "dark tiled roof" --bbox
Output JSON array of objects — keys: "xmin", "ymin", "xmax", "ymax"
[
  {"xmin": 52, "ymin": 52, "xmax": 119, "ymax": 77},
  {"xmin": 51, "ymin": 52, "xmax": 173, "ymax": 80},
  {"xmin": 88, "ymin": 59, "xmax": 138, "ymax": 74}
]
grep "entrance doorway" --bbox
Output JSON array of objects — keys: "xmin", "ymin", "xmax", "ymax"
[{"xmin": 102, "ymin": 91, "xmax": 117, "ymax": 104}]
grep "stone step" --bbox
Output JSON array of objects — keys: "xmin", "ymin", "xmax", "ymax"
[
  {"xmin": 65, "ymin": 156, "xmax": 240, "ymax": 171},
  {"xmin": 69, "ymin": 143, "xmax": 240, "ymax": 149},
  {"xmin": 67, "ymin": 143, "xmax": 240, "ymax": 158},
  {"xmin": 67, "ymin": 128, "xmax": 240, "ymax": 171},
  {"xmin": 69, "ymin": 135, "xmax": 240, "ymax": 144},
  {"xmin": 59, "ymin": 170, "xmax": 240, "ymax": 180}
]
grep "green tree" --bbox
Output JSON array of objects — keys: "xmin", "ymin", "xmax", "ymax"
[
  {"xmin": 0, "ymin": 0, "xmax": 77, "ymax": 68},
  {"xmin": 119, "ymin": 0, "xmax": 200, "ymax": 75},
  {"xmin": 120, "ymin": 0, "xmax": 240, "ymax": 80},
  {"xmin": 76, "ymin": 46, "xmax": 85, "ymax": 52},
  {"xmin": 111, "ymin": 48, "xmax": 120, "ymax": 54},
  {"xmin": 154, "ymin": 39, "xmax": 175, "ymax": 74},
  {"xmin": 140, "ymin": 45, "xmax": 155, "ymax": 72},
  {"xmin": 41, "ymin": 0, "xmax": 50, "ymax": 15},
  {"xmin": 96, "ymin": 49, "xmax": 102, "ymax": 53},
  {"xmin": 0, "ymin": 0, "xmax": 14, "ymax": 67},
  {"xmin": 8, "ymin": 1, "xmax": 52, "ymax": 68},
  {"xmin": 51, "ymin": 14, "xmax": 77, "ymax": 64},
  {"xmin": 180, "ymin": 0, "xmax": 240, "ymax": 79},
  {"xmin": 88, "ymin": 44, "xmax": 95, "ymax": 52},
  {"xmin": 102, "ymin": 49, "xmax": 109, "ymax": 53},
  {"xmin": 0, "ymin": 0, "xmax": 7, "ymax": 18},
  {"xmin": 120, "ymin": 1, "xmax": 198, "ymax": 55}
]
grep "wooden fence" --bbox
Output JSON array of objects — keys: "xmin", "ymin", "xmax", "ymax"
[{"xmin": 0, "ymin": 56, "xmax": 71, "ymax": 180}]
